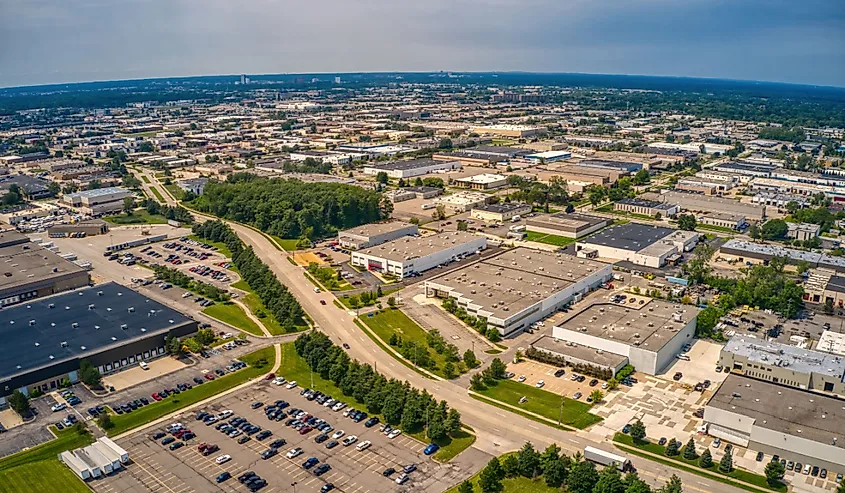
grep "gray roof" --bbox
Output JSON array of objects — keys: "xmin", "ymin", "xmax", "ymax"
[
  {"xmin": 0, "ymin": 282, "xmax": 194, "ymax": 380},
  {"xmin": 473, "ymin": 202, "xmax": 531, "ymax": 214},
  {"xmin": 723, "ymin": 336, "xmax": 845, "ymax": 378},
  {"xmin": 579, "ymin": 223, "xmax": 674, "ymax": 251},
  {"xmin": 720, "ymin": 239, "xmax": 845, "ymax": 271},
  {"xmin": 616, "ymin": 198, "xmax": 676, "ymax": 211},
  {"xmin": 65, "ymin": 187, "xmax": 129, "ymax": 199}
]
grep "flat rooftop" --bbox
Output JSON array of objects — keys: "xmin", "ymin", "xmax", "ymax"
[
  {"xmin": 339, "ymin": 221, "xmax": 415, "ymax": 239},
  {"xmin": 579, "ymin": 159, "xmax": 641, "ymax": 170},
  {"xmin": 367, "ymin": 158, "xmax": 454, "ymax": 171},
  {"xmin": 356, "ymin": 231, "xmax": 483, "ymax": 262},
  {"xmin": 531, "ymin": 334, "xmax": 628, "ymax": 369},
  {"xmin": 64, "ymin": 187, "xmax": 129, "ymax": 199},
  {"xmin": 616, "ymin": 198, "xmax": 676, "ymax": 211},
  {"xmin": 426, "ymin": 248, "xmax": 608, "ymax": 319},
  {"xmin": 555, "ymin": 299, "xmax": 701, "ymax": 351},
  {"xmin": 708, "ymin": 374, "xmax": 845, "ymax": 451},
  {"xmin": 579, "ymin": 223, "xmax": 674, "ymax": 251},
  {"xmin": 526, "ymin": 212, "xmax": 609, "ymax": 232},
  {"xmin": 473, "ymin": 203, "xmax": 531, "ymax": 214},
  {"xmin": 723, "ymin": 337, "xmax": 845, "ymax": 378},
  {"xmin": 0, "ymin": 282, "xmax": 194, "ymax": 380},
  {"xmin": 455, "ymin": 173, "xmax": 506, "ymax": 185},
  {"xmin": 0, "ymin": 242, "xmax": 87, "ymax": 292}
]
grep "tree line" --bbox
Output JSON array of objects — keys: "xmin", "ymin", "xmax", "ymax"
[
  {"xmin": 460, "ymin": 441, "xmax": 683, "ymax": 493},
  {"xmin": 295, "ymin": 332, "xmax": 463, "ymax": 442},
  {"xmin": 189, "ymin": 173, "xmax": 391, "ymax": 240},
  {"xmin": 193, "ymin": 220, "xmax": 304, "ymax": 330},
  {"xmin": 442, "ymin": 297, "xmax": 500, "ymax": 342},
  {"xmin": 139, "ymin": 198, "xmax": 194, "ymax": 224}
]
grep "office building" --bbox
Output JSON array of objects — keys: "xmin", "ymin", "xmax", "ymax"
[
  {"xmin": 61, "ymin": 187, "xmax": 133, "ymax": 215},
  {"xmin": 787, "ymin": 222, "xmax": 821, "ymax": 242},
  {"xmin": 435, "ymin": 191, "xmax": 490, "ymax": 212},
  {"xmin": 613, "ymin": 198, "xmax": 679, "ymax": 217},
  {"xmin": 0, "ymin": 282, "xmax": 197, "ymax": 406},
  {"xmin": 337, "ymin": 221, "xmax": 418, "ymax": 249},
  {"xmin": 576, "ymin": 223, "xmax": 699, "ymax": 268},
  {"xmin": 364, "ymin": 158, "xmax": 461, "ymax": 179},
  {"xmin": 176, "ymin": 178, "xmax": 209, "ymax": 195},
  {"xmin": 454, "ymin": 173, "xmax": 508, "ymax": 190},
  {"xmin": 351, "ymin": 231, "xmax": 486, "ymax": 279},
  {"xmin": 699, "ymin": 212, "xmax": 747, "ymax": 231},
  {"xmin": 470, "ymin": 203, "xmax": 532, "ymax": 223},
  {"xmin": 546, "ymin": 298, "xmax": 700, "ymax": 375},
  {"xmin": 425, "ymin": 248, "xmax": 611, "ymax": 337},
  {"xmin": 525, "ymin": 213, "xmax": 610, "ymax": 239}
]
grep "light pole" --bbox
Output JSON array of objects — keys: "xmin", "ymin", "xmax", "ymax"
[
  {"xmin": 558, "ymin": 395, "xmax": 565, "ymax": 427},
  {"xmin": 291, "ymin": 482, "xmax": 298, "ymax": 493}
]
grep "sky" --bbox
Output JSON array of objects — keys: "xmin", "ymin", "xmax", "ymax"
[{"xmin": 1, "ymin": 0, "xmax": 844, "ymax": 88}]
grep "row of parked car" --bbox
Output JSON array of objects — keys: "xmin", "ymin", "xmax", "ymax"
[
  {"xmin": 188, "ymin": 264, "xmax": 231, "ymax": 282},
  {"xmin": 760, "ymin": 453, "xmax": 840, "ymax": 482}
]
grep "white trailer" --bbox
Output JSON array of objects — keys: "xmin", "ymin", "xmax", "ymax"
[
  {"xmin": 59, "ymin": 451, "xmax": 92, "ymax": 481},
  {"xmin": 98, "ymin": 437, "xmax": 130, "ymax": 464},
  {"xmin": 584, "ymin": 446, "xmax": 633, "ymax": 472},
  {"xmin": 91, "ymin": 442, "xmax": 123, "ymax": 472},
  {"xmin": 82, "ymin": 446, "xmax": 114, "ymax": 475},
  {"xmin": 73, "ymin": 449, "xmax": 102, "ymax": 479}
]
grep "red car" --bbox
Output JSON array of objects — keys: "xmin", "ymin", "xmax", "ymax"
[
  {"xmin": 152, "ymin": 393, "xmax": 162, "ymax": 401},
  {"xmin": 264, "ymin": 373, "xmax": 275, "ymax": 381},
  {"xmin": 204, "ymin": 373, "xmax": 215, "ymax": 380},
  {"xmin": 197, "ymin": 443, "xmax": 209, "ymax": 452},
  {"xmin": 202, "ymin": 444, "xmax": 219, "ymax": 456},
  {"xmin": 299, "ymin": 426, "xmax": 312, "ymax": 435}
]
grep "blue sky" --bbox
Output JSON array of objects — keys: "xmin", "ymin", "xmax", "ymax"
[{"xmin": 1, "ymin": 0, "xmax": 843, "ymax": 88}]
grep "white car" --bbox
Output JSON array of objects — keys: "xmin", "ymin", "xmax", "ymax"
[
  {"xmin": 286, "ymin": 447, "xmax": 303, "ymax": 459},
  {"xmin": 323, "ymin": 399, "xmax": 335, "ymax": 408},
  {"xmin": 343, "ymin": 408, "xmax": 354, "ymax": 417},
  {"xmin": 332, "ymin": 430, "xmax": 345, "ymax": 439},
  {"xmin": 536, "ymin": 380, "xmax": 545, "ymax": 388},
  {"xmin": 517, "ymin": 375, "xmax": 526, "ymax": 382},
  {"xmin": 228, "ymin": 430, "xmax": 241, "ymax": 438},
  {"xmin": 601, "ymin": 382, "xmax": 608, "ymax": 390},
  {"xmin": 342, "ymin": 435, "xmax": 358, "ymax": 446},
  {"xmin": 356, "ymin": 440, "xmax": 371, "ymax": 451},
  {"xmin": 332, "ymin": 402, "xmax": 346, "ymax": 412},
  {"xmin": 51, "ymin": 403, "xmax": 66, "ymax": 412},
  {"xmin": 273, "ymin": 377, "xmax": 287, "ymax": 386},
  {"xmin": 215, "ymin": 454, "xmax": 231, "ymax": 464},
  {"xmin": 388, "ymin": 430, "xmax": 402, "ymax": 439},
  {"xmin": 285, "ymin": 381, "xmax": 298, "ymax": 390},
  {"xmin": 218, "ymin": 410, "xmax": 233, "ymax": 419}
]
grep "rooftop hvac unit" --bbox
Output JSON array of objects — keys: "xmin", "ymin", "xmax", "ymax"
[
  {"xmin": 49, "ymin": 303, "xmax": 55, "ymax": 308},
  {"xmin": 80, "ymin": 346, "xmax": 86, "ymax": 350},
  {"xmin": 120, "ymin": 324, "xmax": 128, "ymax": 330},
  {"xmin": 72, "ymin": 322, "xmax": 78, "ymax": 328},
  {"xmin": 60, "ymin": 341, "xmax": 68, "ymax": 347},
  {"xmin": 88, "ymin": 304, "xmax": 95, "ymax": 310},
  {"xmin": 29, "ymin": 320, "xmax": 35, "ymax": 326},
  {"xmin": 128, "ymin": 307, "xmax": 135, "ymax": 313}
]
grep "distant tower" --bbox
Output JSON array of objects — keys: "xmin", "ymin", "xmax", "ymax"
[
  {"xmin": 334, "ymin": 76, "xmax": 341, "ymax": 84},
  {"xmin": 240, "ymin": 74, "xmax": 246, "ymax": 85}
]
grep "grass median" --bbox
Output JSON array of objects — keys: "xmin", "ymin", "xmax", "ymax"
[
  {"xmin": 276, "ymin": 342, "xmax": 471, "ymax": 461},
  {"xmin": 473, "ymin": 379, "xmax": 601, "ymax": 429},
  {"xmin": 203, "ymin": 302, "xmax": 264, "ymax": 336},
  {"xmin": 188, "ymin": 234, "xmax": 232, "ymax": 258},
  {"xmin": 231, "ymin": 280, "xmax": 306, "ymax": 335},
  {"xmin": 444, "ymin": 452, "xmax": 560, "ymax": 493},
  {"xmin": 0, "ymin": 426, "xmax": 94, "ymax": 493},
  {"xmin": 525, "ymin": 231, "xmax": 577, "ymax": 247},
  {"xmin": 106, "ymin": 346, "xmax": 276, "ymax": 437},
  {"xmin": 150, "ymin": 186, "xmax": 166, "ymax": 202}
]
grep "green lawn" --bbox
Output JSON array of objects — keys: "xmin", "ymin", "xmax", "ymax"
[
  {"xmin": 203, "ymin": 302, "xmax": 264, "ymax": 336},
  {"xmin": 104, "ymin": 210, "xmax": 168, "ymax": 225},
  {"xmin": 231, "ymin": 280, "xmax": 305, "ymax": 335},
  {"xmin": 474, "ymin": 379, "xmax": 602, "ymax": 429},
  {"xmin": 276, "ymin": 343, "xmax": 471, "ymax": 461},
  {"xmin": 444, "ymin": 453, "xmax": 561, "ymax": 493},
  {"xmin": 164, "ymin": 183, "xmax": 186, "ymax": 200},
  {"xmin": 470, "ymin": 393, "xmax": 572, "ymax": 431},
  {"xmin": 150, "ymin": 186, "xmax": 166, "ymax": 202},
  {"xmin": 525, "ymin": 230, "xmax": 577, "ymax": 247},
  {"xmin": 0, "ymin": 427, "xmax": 94, "ymax": 493},
  {"xmin": 141, "ymin": 174, "xmax": 151, "ymax": 183},
  {"xmin": 696, "ymin": 224, "xmax": 738, "ymax": 234},
  {"xmin": 613, "ymin": 434, "xmax": 785, "ymax": 493},
  {"xmin": 359, "ymin": 308, "xmax": 463, "ymax": 379},
  {"xmin": 273, "ymin": 237, "xmax": 301, "ymax": 251},
  {"xmin": 107, "ymin": 346, "xmax": 275, "ymax": 436},
  {"xmin": 188, "ymin": 234, "xmax": 233, "ymax": 258}
]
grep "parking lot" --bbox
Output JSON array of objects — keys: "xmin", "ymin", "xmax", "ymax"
[
  {"xmin": 505, "ymin": 360, "xmax": 614, "ymax": 404},
  {"xmin": 95, "ymin": 379, "xmax": 466, "ymax": 493}
]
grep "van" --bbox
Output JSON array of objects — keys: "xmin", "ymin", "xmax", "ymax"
[
  {"xmin": 139, "ymin": 361, "xmax": 149, "ymax": 370},
  {"xmin": 313, "ymin": 287, "xmax": 320, "ymax": 294}
]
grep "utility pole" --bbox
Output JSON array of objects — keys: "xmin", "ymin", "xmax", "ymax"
[{"xmin": 558, "ymin": 395, "xmax": 565, "ymax": 427}]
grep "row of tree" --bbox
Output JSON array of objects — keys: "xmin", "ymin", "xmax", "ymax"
[
  {"xmin": 139, "ymin": 198, "xmax": 194, "ymax": 224},
  {"xmin": 461, "ymin": 441, "xmax": 683, "ymax": 493},
  {"xmin": 193, "ymin": 220, "xmax": 305, "ymax": 330},
  {"xmin": 441, "ymin": 297, "xmax": 500, "ymax": 342},
  {"xmin": 295, "ymin": 332, "xmax": 462, "ymax": 441},
  {"xmin": 189, "ymin": 173, "xmax": 391, "ymax": 240}
]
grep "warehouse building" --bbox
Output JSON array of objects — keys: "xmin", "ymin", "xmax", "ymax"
[
  {"xmin": 425, "ymin": 248, "xmax": 611, "ymax": 337},
  {"xmin": 469, "ymin": 124, "xmax": 544, "ymax": 138},
  {"xmin": 525, "ymin": 212, "xmax": 610, "ymax": 239},
  {"xmin": 435, "ymin": 191, "xmax": 490, "ymax": 212},
  {"xmin": 639, "ymin": 190, "xmax": 766, "ymax": 221},
  {"xmin": 749, "ymin": 177, "xmax": 845, "ymax": 203},
  {"xmin": 364, "ymin": 158, "xmax": 461, "ymax": 179},
  {"xmin": 454, "ymin": 173, "xmax": 508, "ymax": 190},
  {"xmin": 803, "ymin": 272, "xmax": 845, "ymax": 310},
  {"xmin": 59, "ymin": 437, "xmax": 130, "ymax": 480},
  {"xmin": 614, "ymin": 198, "xmax": 679, "ymax": 217},
  {"xmin": 523, "ymin": 150, "xmax": 572, "ymax": 164},
  {"xmin": 470, "ymin": 203, "xmax": 532, "ymax": 223},
  {"xmin": 61, "ymin": 187, "xmax": 133, "ymax": 215},
  {"xmin": 575, "ymin": 223, "xmax": 700, "ymax": 268},
  {"xmin": 548, "ymin": 298, "xmax": 700, "ymax": 375},
  {"xmin": 713, "ymin": 161, "xmax": 775, "ymax": 178},
  {"xmin": 699, "ymin": 212, "xmax": 747, "ymax": 231},
  {"xmin": 0, "ymin": 231, "xmax": 90, "ymax": 307},
  {"xmin": 0, "ymin": 282, "xmax": 197, "ymax": 406},
  {"xmin": 719, "ymin": 239, "xmax": 845, "ymax": 274},
  {"xmin": 577, "ymin": 159, "xmax": 642, "ymax": 173},
  {"xmin": 351, "ymin": 231, "xmax": 486, "ymax": 279},
  {"xmin": 337, "ymin": 221, "xmax": 418, "ymax": 249},
  {"xmin": 717, "ymin": 337, "xmax": 845, "ymax": 395},
  {"xmin": 704, "ymin": 374, "xmax": 845, "ymax": 473},
  {"xmin": 48, "ymin": 219, "xmax": 110, "ymax": 238},
  {"xmin": 674, "ymin": 179, "xmax": 717, "ymax": 195},
  {"xmin": 751, "ymin": 191, "xmax": 809, "ymax": 209}
]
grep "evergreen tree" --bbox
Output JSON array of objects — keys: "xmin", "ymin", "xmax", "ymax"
[
  {"xmin": 478, "ymin": 457, "xmax": 504, "ymax": 493},
  {"xmin": 539, "ymin": 443, "xmax": 561, "ymax": 473},
  {"xmin": 594, "ymin": 466, "xmax": 626, "ymax": 493},
  {"xmin": 544, "ymin": 456, "xmax": 570, "ymax": 488},
  {"xmin": 457, "ymin": 480, "xmax": 474, "ymax": 493},
  {"xmin": 719, "ymin": 449, "xmax": 733, "ymax": 473},
  {"xmin": 516, "ymin": 442, "xmax": 541, "ymax": 478},
  {"xmin": 566, "ymin": 460, "xmax": 599, "ymax": 493},
  {"xmin": 470, "ymin": 373, "xmax": 485, "ymax": 390},
  {"xmin": 489, "ymin": 358, "xmax": 507, "ymax": 379},
  {"xmin": 445, "ymin": 408, "xmax": 462, "ymax": 435},
  {"xmin": 698, "ymin": 448, "xmax": 713, "ymax": 468},
  {"xmin": 682, "ymin": 437, "xmax": 698, "ymax": 460},
  {"xmin": 629, "ymin": 420, "xmax": 646, "ymax": 442},
  {"xmin": 764, "ymin": 461, "xmax": 785, "ymax": 486},
  {"xmin": 657, "ymin": 474, "xmax": 683, "ymax": 493},
  {"xmin": 665, "ymin": 438, "xmax": 680, "ymax": 457},
  {"xmin": 501, "ymin": 454, "xmax": 519, "ymax": 478}
]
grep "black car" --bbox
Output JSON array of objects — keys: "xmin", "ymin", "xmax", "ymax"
[
  {"xmin": 251, "ymin": 402, "xmax": 264, "ymax": 409},
  {"xmin": 269, "ymin": 439, "xmax": 287, "ymax": 449},
  {"xmin": 248, "ymin": 479, "xmax": 267, "ymax": 492},
  {"xmin": 554, "ymin": 369, "xmax": 565, "ymax": 378},
  {"xmin": 216, "ymin": 472, "xmax": 231, "ymax": 483},
  {"xmin": 364, "ymin": 417, "xmax": 380, "ymax": 428},
  {"xmin": 315, "ymin": 433, "xmax": 329, "ymax": 444},
  {"xmin": 169, "ymin": 442, "xmax": 184, "ymax": 450},
  {"xmin": 193, "ymin": 377, "xmax": 204, "ymax": 384},
  {"xmin": 383, "ymin": 467, "xmax": 396, "ymax": 477},
  {"xmin": 260, "ymin": 448, "xmax": 278, "ymax": 460},
  {"xmin": 313, "ymin": 464, "xmax": 331, "ymax": 476},
  {"xmin": 152, "ymin": 432, "xmax": 166, "ymax": 440},
  {"xmin": 256, "ymin": 430, "xmax": 272, "ymax": 441},
  {"xmin": 325, "ymin": 440, "xmax": 339, "ymax": 449},
  {"xmin": 589, "ymin": 379, "xmax": 599, "ymax": 387},
  {"xmin": 162, "ymin": 437, "xmax": 176, "ymax": 445},
  {"xmin": 238, "ymin": 471, "xmax": 256, "ymax": 483},
  {"xmin": 320, "ymin": 484, "xmax": 335, "ymax": 493}
]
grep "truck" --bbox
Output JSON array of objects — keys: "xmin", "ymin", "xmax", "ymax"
[
  {"xmin": 584, "ymin": 446, "xmax": 633, "ymax": 472},
  {"xmin": 168, "ymin": 219, "xmax": 182, "ymax": 228}
]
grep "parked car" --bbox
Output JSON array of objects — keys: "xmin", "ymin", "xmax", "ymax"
[{"xmin": 424, "ymin": 443, "xmax": 440, "ymax": 456}]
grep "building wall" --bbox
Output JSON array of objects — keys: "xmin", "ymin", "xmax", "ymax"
[
  {"xmin": 364, "ymin": 160, "xmax": 460, "ymax": 179},
  {"xmin": 471, "ymin": 205, "xmax": 532, "ymax": 223},
  {"xmin": 352, "ymin": 237, "xmax": 486, "ymax": 279},
  {"xmin": 577, "ymin": 243, "xmax": 670, "ymax": 268},
  {"xmin": 700, "ymin": 216, "xmax": 744, "ymax": 230}
]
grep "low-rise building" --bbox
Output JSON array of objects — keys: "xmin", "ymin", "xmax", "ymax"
[
  {"xmin": 470, "ymin": 203, "xmax": 532, "ymax": 223},
  {"xmin": 674, "ymin": 179, "xmax": 717, "ymax": 195},
  {"xmin": 351, "ymin": 231, "xmax": 486, "ymax": 279},
  {"xmin": 469, "ymin": 124, "xmax": 544, "ymax": 138},
  {"xmin": 577, "ymin": 159, "xmax": 642, "ymax": 173},
  {"xmin": 425, "ymin": 248, "xmax": 611, "ymax": 337},
  {"xmin": 787, "ymin": 222, "xmax": 821, "ymax": 242},
  {"xmin": 337, "ymin": 221, "xmax": 418, "ymax": 249},
  {"xmin": 523, "ymin": 150, "xmax": 571, "ymax": 164},
  {"xmin": 640, "ymin": 190, "xmax": 766, "ymax": 221},
  {"xmin": 404, "ymin": 186, "xmax": 442, "ymax": 199},
  {"xmin": 435, "ymin": 191, "xmax": 490, "ymax": 212},
  {"xmin": 524, "ymin": 213, "xmax": 610, "ymax": 239},
  {"xmin": 699, "ymin": 212, "xmax": 747, "ymax": 231},
  {"xmin": 176, "ymin": 178, "xmax": 209, "ymax": 196},
  {"xmin": 454, "ymin": 173, "xmax": 508, "ymax": 190},
  {"xmin": 614, "ymin": 198, "xmax": 679, "ymax": 217},
  {"xmin": 719, "ymin": 239, "xmax": 845, "ymax": 274},
  {"xmin": 576, "ymin": 223, "xmax": 699, "ymax": 268},
  {"xmin": 61, "ymin": 187, "xmax": 133, "ymax": 215},
  {"xmin": 364, "ymin": 158, "xmax": 461, "ymax": 179}
]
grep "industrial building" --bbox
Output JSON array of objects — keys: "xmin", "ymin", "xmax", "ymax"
[
  {"xmin": 749, "ymin": 177, "xmax": 845, "ymax": 203},
  {"xmin": 176, "ymin": 177, "xmax": 209, "ymax": 195},
  {"xmin": 803, "ymin": 271, "xmax": 845, "ymax": 309},
  {"xmin": 470, "ymin": 203, "xmax": 532, "ymax": 223},
  {"xmin": 639, "ymin": 190, "xmax": 766, "ymax": 221},
  {"xmin": 523, "ymin": 150, "xmax": 572, "ymax": 164},
  {"xmin": 525, "ymin": 212, "xmax": 610, "ymax": 239},
  {"xmin": 435, "ymin": 191, "xmax": 490, "ymax": 212},
  {"xmin": 337, "ymin": 221, "xmax": 418, "ymax": 249},
  {"xmin": 704, "ymin": 374, "xmax": 845, "ymax": 473},
  {"xmin": 425, "ymin": 248, "xmax": 612, "ymax": 337},
  {"xmin": 545, "ymin": 298, "xmax": 700, "ymax": 375},
  {"xmin": 0, "ymin": 282, "xmax": 197, "ymax": 405},
  {"xmin": 577, "ymin": 159, "xmax": 642, "ymax": 173},
  {"xmin": 717, "ymin": 337, "xmax": 845, "ymax": 395},
  {"xmin": 713, "ymin": 161, "xmax": 775, "ymax": 178},
  {"xmin": 699, "ymin": 212, "xmax": 747, "ymax": 231},
  {"xmin": 751, "ymin": 191, "xmax": 809, "ymax": 209},
  {"xmin": 0, "ymin": 231, "xmax": 90, "ymax": 307},
  {"xmin": 787, "ymin": 222, "xmax": 821, "ymax": 242},
  {"xmin": 674, "ymin": 179, "xmax": 717, "ymax": 195},
  {"xmin": 350, "ymin": 231, "xmax": 486, "ymax": 279},
  {"xmin": 61, "ymin": 187, "xmax": 133, "ymax": 215},
  {"xmin": 454, "ymin": 173, "xmax": 508, "ymax": 190},
  {"xmin": 576, "ymin": 223, "xmax": 700, "ymax": 268},
  {"xmin": 613, "ymin": 198, "xmax": 679, "ymax": 217},
  {"xmin": 363, "ymin": 158, "xmax": 461, "ymax": 179},
  {"xmin": 719, "ymin": 239, "xmax": 845, "ymax": 274},
  {"xmin": 48, "ymin": 219, "xmax": 110, "ymax": 238},
  {"xmin": 468, "ymin": 124, "xmax": 543, "ymax": 138}
]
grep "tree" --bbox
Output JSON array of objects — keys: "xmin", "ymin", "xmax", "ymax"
[
  {"xmin": 489, "ymin": 358, "xmax": 507, "ymax": 379},
  {"xmin": 625, "ymin": 477, "xmax": 653, "ymax": 493},
  {"xmin": 458, "ymin": 480, "xmax": 475, "ymax": 493},
  {"xmin": 8, "ymin": 390, "xmax": 29, "ymax": 415},
  {"xmin": 445, "ymin": 408, "xmax": 461, "ymax": 435},
  {"xmin": 594, "ymin": 466, "xmax": 626, "ymax": 493},
  {"xmin": 719, "ymin": 448, "xmax": 733, "ymax": 473},
  {"xmin": 566, "ymin": 204, "xmax": 575, "ymax": 213},
  {"xmin": 629, "ymin": 420, "xmax": 646, "ymax": 442},
  {"xmin": 677, "ymin": 214, "xmax": 697, "ymax": 231},
  {"xmin": 432, "ymin": 204, "xmax": 447, "ymax": 221},
  {"xmin": 838, "ymin": 479, "xmax": 845, "ymax": 493},
  {"xmin": 590, "ymin": 390, "xmax": 604, "ymax": 404},
  {"xmin": 567, "ymin": 460, "xmax": 599, "ymax": 493},
  {"xmin": 79, "ymin": 359, "xmax": 102, "ymax": 387},
  {"xmin": 544, "ymin": 456, "xmax": 570, "ymax": 487},
  {"xmin": 764, "ymin": 461, "xmax": 785, "ymax": 486},
  {"xmin": 682, "ymin": 437, "xmax": 698, "ymax": 460},
  {"xmin": 749, "ymin": 223, "xmax": 761, "ymax": 239},
  {"xmin": 657, "ymin": 474, "xmax": 683, "ymax": 493},
  {"xmin": 665, "ymin": 438, "xmax": 680, "ymax": 457},
  {"xmin": 138, "ymin": 141, "xmax": 155, "ymax": 153},
  {"xmin": 457, "ymin": 220, "xmax": 468, "ymax": 232},
  {"xmin": 470, "ymin": 373, "xmax": 485, "ymax": 390},
  {"xmin": 539, "ymin": 444, "xmax": 561, "ymax": 474},
  {"xmin": 348, "ymin": 295, "xmax": 360, "ymax": 310},
  {"xmin": 478, "ymin": 457, "xmax": 503, "ymax": 493},
  {"xmin": 501, "ymin": 453, "xmax": 520, "ymax": 477},
  {"xmin": 698, "ymin": 448, "xmax": 713, "ymax": 468},
  {"xmin": 633, "ymin": 169, "xmax": 651, "ymax": 185},
  {"xmin": 443, "ymin": 361, "xmax": 456, "ymax": 379},
  {"xmin": 606, "ymin": 377, "xmax": 619, "ymax": 390},
  {"xmin": 387, "ymin": 297, "xmax": 396, "ymax": 308},
  {"xmin": 517, "ymin": 442, "xmax": 541, "ymax": 478},
  {"xmin": 463, "ymin": 349, "xmax": 478, "ymax": 368},
  {"xmin": 98, "ymin": 413, "xmax": 114, "ymax": 430},
  {"xmin": 761, "ymin": 219, "xmax": 788, "ymax": 240},
  {"xmin": 439, "ymin": 138, "xmax": 453, "ymax": 149},
  {"xmin": 375, "ymin": 171, "xmax": 389, "ymax": 184}
]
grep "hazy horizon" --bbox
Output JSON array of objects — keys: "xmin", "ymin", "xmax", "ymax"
[{"xmin": 1, "ymin": 0, "xmax": 843, "ymax": 88}]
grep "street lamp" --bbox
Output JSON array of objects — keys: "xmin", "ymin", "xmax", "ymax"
[{"xmin": 557, "ymin": 395, "xmax": 565, "ymax": 427}]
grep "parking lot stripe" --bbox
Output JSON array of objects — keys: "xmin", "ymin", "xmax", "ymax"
[{"xmin": 131, "ymin": 456, "xmax": 184, "ymax": 493}]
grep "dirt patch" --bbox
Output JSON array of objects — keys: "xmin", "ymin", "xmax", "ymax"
[{"xmin": 292, "ymin": 252, "xmax": 326, "ymax": 266}]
